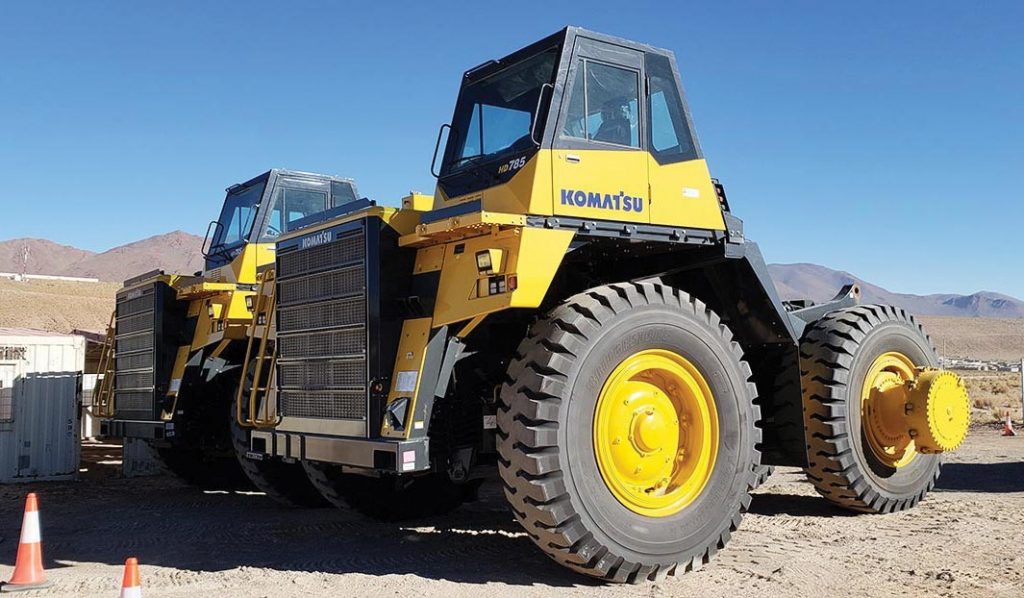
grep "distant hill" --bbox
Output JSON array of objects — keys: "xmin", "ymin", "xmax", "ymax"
[
  {"xmin": 769, "ymin": 263, "xmax": 1024, "ymax": 318},
  {"xmin": 0, "ymin": 238, "xmax": 95, "ymax": 277},
  {"xmin": 71, "ymin": 231, "xmax": 205, "ymax": 282},
  {"xmin": 1, "ymin": 233, "xmax": 1022, "ymax": 319},
  {"xmin": 0, "ymin": 231, "xmax": 204, "ymax": 282}
]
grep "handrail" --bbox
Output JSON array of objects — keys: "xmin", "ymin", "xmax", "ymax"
[
  {"xmin": 235, "ymin": 269, "xmax": 281, "ymax": 429},
  {"xmin": 90, "ymin": 311, "xmax": 117, "ymax": 418}
]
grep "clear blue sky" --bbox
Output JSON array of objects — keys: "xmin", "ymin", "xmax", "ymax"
[{"xmin": 1, "ymin": 2, "xmax": 1021, "ymax": 297}]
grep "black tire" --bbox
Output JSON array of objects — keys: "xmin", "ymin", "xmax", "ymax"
[
  {"xmin": 230, "ymin": 388, "xmax": 329, "ymax": 508},
  {"xmin": 153, "ymin": 444, "xmax": 249, "ymax": 489},
  {"xmin": 752, "ymin": 465, "xmax": 775, "ymax": 488},
  {"xmin": 302, "ymin": 460, "xmax": 479, "ymax": 521},
  {"xmin": 801, "ymin": 304, "xmax": 941, "ymax": 513},
  {"xmin": 497, "ymin": 282, "xmax": 760, "ymax": 582},
  {"xmin": 153, "ymin": 369, "xmax": 251, "ymax": 490}
]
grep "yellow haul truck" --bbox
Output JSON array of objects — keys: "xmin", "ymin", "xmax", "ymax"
[
  {"xmin": 140, "ymin": 27, "xmax": 968, "ymax": 582},
  {"xmin": 97, "ymin": 169, "xmax": 358, "ymax": 504}
]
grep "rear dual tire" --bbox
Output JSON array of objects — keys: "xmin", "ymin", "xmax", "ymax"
[{"xmin": 801, "ymin": 305, "xmax": 942, "ymax": 513}]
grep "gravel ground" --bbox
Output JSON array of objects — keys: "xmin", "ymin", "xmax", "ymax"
[{"xmin": 1, "ymin": 429, "xmax": 1021, "ymax": 598}]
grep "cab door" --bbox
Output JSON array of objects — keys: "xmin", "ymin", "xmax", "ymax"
[{"xmin": 551, "ymin": 37, "xmax": 649, "ymax": 224}]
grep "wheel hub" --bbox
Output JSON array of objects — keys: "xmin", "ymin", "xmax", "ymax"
[
  {"xmin": 594, "ymin": 350, "xmax": 718, "ymax": 517},
  {"xmin": 861, "ymin": 352, "xmax": 970, "ymax": 467},
  {"xmin": 905, "ymin": 369, "xmax": 970, "ymax": 453}
]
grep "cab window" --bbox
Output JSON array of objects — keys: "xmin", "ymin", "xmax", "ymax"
[
  {"xmin": 263, "ymin": 186, "xmax": 328, "ymax": 240},
  {"xmin": 561, "ymin": 60, "xmax": 640, "ymax": 148},
  {"xmin": 331, "ymin": 180, "xmax": 358, "ymax": 206},
  {"xmin": 646, "ymin": 53, "xmax": 698, "ymax": 163}
]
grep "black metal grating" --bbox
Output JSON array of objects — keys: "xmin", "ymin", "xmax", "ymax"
[
  {"xmin": 114, "ymin": 391, "xmax": 154, "ymax": 419},
  {"xmin": 117, "ymin": 312, "xmax": 154, "ymax": 335},
  {"xmin": 116, "ymin": 352, "xmax": 153, "ymax": 371},
  {"xmin": 116, "ymin": 334, "xmax": 153, "ymax": 354},
  {"xmin": 117, "ymin": 294, "xmax": 154, "ymax": 317},
  {"xmin": 280, "ymin": 390, "xmax": 366, "ymax": 420},
  {"xmin": 277, "ymin": 327, "xmax": 366, "ymax": 360},
  {"xmin": 275, "ymin": 227, "xmax": 373, "ymax": 424},
  {"xmin": 116, "ymin": 371, "xmax": 153, "ymax": 390},
  {"xmin": 278, "ymin": 359, "xmax": 366, "ymax": 390},
  {"xmin": 277, "ymin": 265, "xmax": 364, "ymax": 306},
  {"xmin": 276, "ymin": 231, "xmax": 365, "ymax": 280},
  {"xmin": 277, "ymin": 296, "xmax": 365, "ymax": 333}
]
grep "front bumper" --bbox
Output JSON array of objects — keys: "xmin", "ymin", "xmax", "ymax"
[
  {"xmin": 249, "ymin": 430, "xmax": 430, "ymax": 473},
  {"xmin": 100, "ymin": 419, "xmax": 174, "ymax": 441}
]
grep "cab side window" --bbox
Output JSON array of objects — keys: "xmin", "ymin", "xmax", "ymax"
[
  {"xmin": 646, "ymin": 54, "xmax": 698, "ymax": 163},
  {"xmin": 562, "ymin": 60, "xmax": 640, "ymax": 148},
  {"xmin": 331, "ymin": 181, "xmax": 358, "ymax": 206},
  {"xmin": 262, "ymin": 187, "xmax": 328, "ymax": 240}
]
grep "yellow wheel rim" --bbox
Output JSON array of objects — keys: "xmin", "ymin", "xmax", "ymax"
[
  {"xmin": 861, "ymin": 351, "xmax": 918, "ymax": 468},
  {"xmin": 594, "ymin": 349, "xmax": 718, "ymax": 517}
]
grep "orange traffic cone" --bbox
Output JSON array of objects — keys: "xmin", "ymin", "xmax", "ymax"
[
  {"xmin": 1003, "ymin": 414, "xmax": 1017, "ymax": 437},
  {"xmin": 0, "ymin": 493, "xmax": 52, "ymax": 593},
  {"xmin": 119, "ymin": 558, "xmax": 141, "ymax": 598}
]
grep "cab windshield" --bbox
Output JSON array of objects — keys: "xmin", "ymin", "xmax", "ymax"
[
  {"xmin": 441, "ymin": 47, "xmax": 558, "ymax": 177},
  {"xmin": 209, "ymin": 180, "xmax": 266, "ymax": 251}
]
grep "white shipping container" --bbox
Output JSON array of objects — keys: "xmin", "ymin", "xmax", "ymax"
[{"xmin": 0, "ymin": 329, "xmax": 84, "ymax": 483}]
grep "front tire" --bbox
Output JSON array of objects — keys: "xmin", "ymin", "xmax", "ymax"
[
  {"xmin": 302, "ymin": 460, "xmax": 477, "ymax": 520},
  {"xmin": 752, "ymin": 465, "xmax": 775, "ymax": 488},
  {"xmin": 497, "ymin": 283, "xmax": 760, "ymax": 582},
  {"xmin": 230, "ymin": 388, "xmax": 328, "ymax": 508}
]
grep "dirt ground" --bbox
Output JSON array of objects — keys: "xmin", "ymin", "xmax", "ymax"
[
  {"xmin": 0, "ymin": 279, "xmax": 119, "ymax": 333},
  {"xmin": 1, "ymin": 429, "xmax": 1021, "ymax": 598},
  {"xmin": 918, "ymin": 315, "xmax": 1024, "ymax": 362}
]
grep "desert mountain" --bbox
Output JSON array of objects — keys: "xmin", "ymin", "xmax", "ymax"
[
  {"xmin": 0, "ymin": 231, "xmax": 205, "ymax": 282},
  {"xmin": 0, "ymin": 238, "xmax": 95, "ymax": 277},
  {"xmin": 769, "ymin": 263, "xmax": 1024, "ymax": 318}
]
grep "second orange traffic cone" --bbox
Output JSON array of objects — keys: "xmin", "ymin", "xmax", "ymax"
[
  {"xmin": 1003, "ymin": 414, "xmax": 1017, "ymax": 437},
  {"xmin": 0, "ymin": 493, "xmax": 52, "ymax": 593},
  {"xmin": 119, "ymin": 558, "xmax": 141, "ymax": 598}
]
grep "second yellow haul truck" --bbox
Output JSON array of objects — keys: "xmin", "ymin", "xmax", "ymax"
[
  {"xmin": 97, "ymin": 169, "xmax": 360, "ymax": 504},
  {"xmin": 109, "ymin": 27, "xmax": 972, "ymax": 582}
]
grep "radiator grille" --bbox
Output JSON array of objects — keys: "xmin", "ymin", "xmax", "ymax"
[
  {"xmin": 117, "ymin": 295, "xmax": 154, "ymax": 317},
  {"xmin": 277, "ymin": 327, "xmax": 365, "ymax": 360},
  {"xmin": 277, "ymin": 296, "xmax": 365, "ymax": 333},
  {"xmin": 113, "ymin": 284, "xmax": 157, "ymax": 420},
  {"xmin": 116, "ymin": 333, "xmax": 153, "ymax": 354},
  {"xmin": 116, "ymin": 352, "xmax": 153, "ymax": 371},
  {"xmin": 277, "ymin": 265, "xmax": 364, "ymax": 306},
  {"xmin": 114, "ymin": 391, "xmax": 154, "ymax": 418},
  {"xmin": 116, "ymin": 370, "xmax": 153, "ymax": 391},
  {"xmin": 278, "ymin": 359, "xmax": 366, "ymax": 390},
  {"xmin": 277, "ymin": 231, "xmax": 365, "ymax": 279},
  {"xmin": 276, "ymin": 226, "xmax": 370, "ymax": 425},
  {"xmin": 117, "ymin": 312, "xmax": 154, "ymax": 335},
  {"xmin": 280, "ymin": 390, "xmax": 366, "ymax": 420}
]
